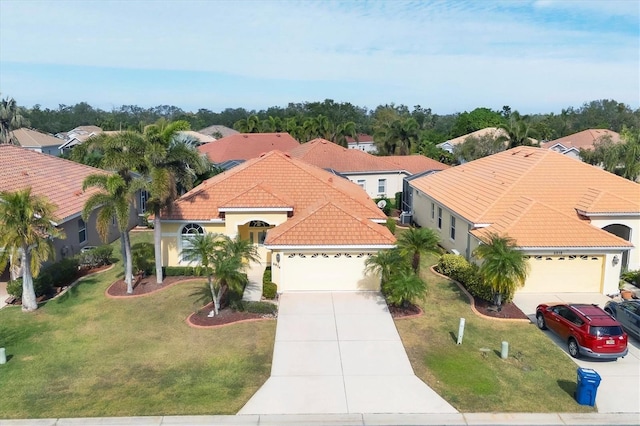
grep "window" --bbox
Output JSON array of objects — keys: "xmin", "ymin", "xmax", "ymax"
[
  {"xmin": 357, "ymin": 179, "xmax": 366, "ymax": 189},
  {"xmin": 450, "ymin": 216, "xmax": 456, "ymax": 240},
  {"xmin": 437, "ymin": 207, "xmax": 442, "ymax": 229},
  {"xmin": 431, "ymin": 203, "xmax": 435, "ymax": 220},
  {"xmin": 78, "ymin": 218, "xmax": 87, "ymax": 244},
  {"xmin": 377, "ymin": 179, "xmax": 386, "ymax": 194},
  {"xmin": 139, "ymin": 190, "xmax": 149, "ymax": 213},
  {"xmin": 181, "ymin": 223, "xmax": 204, "ymax": 262},
  {"xmin": 249, "ymin": 220, "xmax": 271, "ymax": 246}
]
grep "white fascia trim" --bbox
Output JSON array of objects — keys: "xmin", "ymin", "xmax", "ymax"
[
  {"xmin": 577, "ymin": 210, "xmax": 640, "ymax": 217},
  {"xmin": 371, "ymin": 218, "xmax": 387, "ymax": 223},
  {"xmin": 472, "ymin": 223, "xmax": 491, "ymax": 228},
  {"xmin": 161, "ymin": 219, "xmax": 225, "ymax": 223},
  {"xmin": 521, "ymin": 246, "xmax": 632, "ymax": 253},
  {"xmin": 265, "ymin": 244, "xmax": 396, "ymax": 250},
  {"xmin": 219, "ymin": 207, "xmax": 292, "ymax": 212},
  {"xmin": 346, "ymin": 170, "xmax": 407, "ymax": 176}
]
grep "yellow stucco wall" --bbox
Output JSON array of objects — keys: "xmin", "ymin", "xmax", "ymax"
[{"xmin": 160, "ymin": 221, "xmax": 225, "ymax": 266}]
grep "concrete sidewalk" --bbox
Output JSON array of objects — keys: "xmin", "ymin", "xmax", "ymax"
[
  {"xmin": 239, "ymin": 292, "xmax": 457, "ymax": 415},
  {"xmin": 2, "ymin": 413, "xmax": 639, "ymax": 425},
  {"xmin": 241, "ymin": 261, "xmax": 263, "ymax": 302}
]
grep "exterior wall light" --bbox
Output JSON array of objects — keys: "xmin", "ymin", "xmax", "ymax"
[{"xmin": 612, "ymin": 255, "xmax": 620, "ymax": 266}]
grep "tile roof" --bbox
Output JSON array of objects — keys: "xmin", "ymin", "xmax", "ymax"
[
  {"xmin": 410, "ymin": 146, "xmax": 639, "ymax": 248},
  {"xmin": 0, "ymin": 144, "xmax": 109, "ymax": 224},
  {"xmin": 10, "ymin": 128, "xmax": 62, "ymax": 148},
  {"xmin": 541, "ymin": 129, "xmax": 621, "ymax": 151},
  {"xmin": 265, "ymin": 201, "xmax": 396, "ymax": 246},
  {"xmin": 198, "ymin": 132, "xmax": 299, "ymax": 163},
  {"xmin": 197, "ymin": 125, "xmax": 239, "ymax": 138},
  {"xmin": 441, "ymin": 127, "xmax": 508, "ymax": 147},
  {"xmin": 383, "ymin": 155, "xmax": 449, "ymax": 174},
  {"xmin": 164, "ymin": 150, "xmax": 385, "ymax": 222},
  {"xmin": 178, "ymin": 130, "xmax": 216, "ymax": 145},
  {"xmin": 346, "ymin": 134, "xmax": 374, "ymax": 143},
  {"xmin": 289, "ymin": 139, "xmax": 397, "ymax": 172}
]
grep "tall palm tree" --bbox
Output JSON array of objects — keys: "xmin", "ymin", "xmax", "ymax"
[
  {"xmin": 397, "ymin": 227, "xmax": 440, "ymax": 274},
  {"xmin": 0, "ymin": 188, "xmax": 64, "ymax": 311},
  {"xmin": 473, "ymin": 232, "xmax": 529, "ymax": 308},
  {"xmin": 0, "ymin": 95, "xmax": 29, "ymax": 144},
  {"xmin": 142, "ymin": 121, "xmax": 208, "ymax": 284},
  {"xmin": 621, "ymin": 127, "xmax": 640, "ymax": 181},
  {"xmin": 498, "ymin": 111, "xmax": 536, "ymax": 148},
  {"xmin": 364, "ymin": 248, "xmax": 408, "ymax": 286},
  {"xmin": 82, "ymin": 174, "xmax": 137, "ymax": 293}
]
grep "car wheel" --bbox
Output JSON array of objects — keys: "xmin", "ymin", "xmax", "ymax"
[
  {"xmin": 568, "ymin": 338, "xmax": 580, "ymax": 358},
  {"xmin": 536, "ymin": 313, "xmax": 547, "ymax": 330}
]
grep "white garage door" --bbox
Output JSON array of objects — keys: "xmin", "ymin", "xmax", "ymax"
[
  {"xmin": 521, "ymin": 255, "xmax": 603, "ymax": 293},
  {"xmin": 279, "ymin": 251, "xmax": 380, "ymax": 292}
]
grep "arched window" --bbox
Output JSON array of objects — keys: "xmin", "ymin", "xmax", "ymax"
[
  {"xmin": 248, "ymin": 220, "xmax": 271, "ymax": 245},
  {"xmin": 181, "ymin": 223, "xmax": 204, "ymax": 262},
  {"xmin": 249, "ymin": 220, "xmax": 270, "ymax": 228}
]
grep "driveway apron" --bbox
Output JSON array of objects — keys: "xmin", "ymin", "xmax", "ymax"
[
  {"xmin": 514, "ymin": 292, "xmax": 640, "ymax": 414},
  {"xmin": 238, "ymin": 292, "xmax": 457, "ymax": 415}
]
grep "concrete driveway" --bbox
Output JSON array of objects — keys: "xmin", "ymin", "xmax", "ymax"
[
  {"xmin": 514, "ymin": 292, "xmax": 640, "ymax": 414},
  {"xmin": 238, "ymin": 292, "xmax": 457, "ymax": 415}
]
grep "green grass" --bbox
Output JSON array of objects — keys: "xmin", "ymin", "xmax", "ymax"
[
  {"xmin": 395, "ymin": 253, "xmax": 594, "ymax": 413},
  {"xmin": 0, "ymin": 230, "xmax": 275, "ymax": 419}
]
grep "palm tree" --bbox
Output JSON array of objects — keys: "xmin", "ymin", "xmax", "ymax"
[
  {"xmin": 621, "ymin": 127, "xmax": 640, "ymax": 181},
  {"xmin": 374, "ymin": 117, "xmax": 420, "ymax": 155},
  {"xmin": 0, "ymin": 188, "xmax": 64, "ymax": 311},
  {"xmin": 82, "ymin": 174, "xmax": 137, "ymax": 293},
  {"xmin": 365, "ymin": 248, "xmax": 408, "ymax": 286},
  {"xmin": 233, "ymin": 115, "xmax": 261, "ymax": 133},
  {"xmin": 0, "ymin": 95, "xmax": 29, "ymax": 144},
  {"xmin": 181, "ymin": 234, "xmax": 257, "ymax": 316},
  {"xmin": 397, "ymin": 227, "xmax": 440, "ymax": 274},
  {"xmin": 332, "ymin": 121, "xmax": 357, "ymax": 147},
  {"xmin": 385, "ymin": 270, "xmax": 428, "ymax": 308},
  {"xmin": 473, "ymin": 232, "xmax": 529, "ymax": 308},
  {"xmin": 142, "ymin": 121, "xmax": 208, "ymax": 284},
  {"xmin": 498, "ymin": 111, "xmax": 536, "ymax": 148}
]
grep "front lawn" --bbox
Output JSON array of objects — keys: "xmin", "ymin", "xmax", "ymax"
[
  {"xmin": 0, "ymin": 231, "xmax": 276, "ymax": 419},
  {"xmin": 395, "ymin": 253, "xmax": 594, "ymax": 413}
]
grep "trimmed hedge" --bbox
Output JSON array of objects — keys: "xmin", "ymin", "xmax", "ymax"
[
  {"xmin": 232, "ymin": 301, "xmax": 278, "ymax": 315},
  {"xmin": 262, "ymin": 282, "xmax": 277, "ymax": 299},
  {"xmin": 621, "ymin": 269, "xmax": 640, "ymax": 287},
  {"xmin": 385, "ymin": 217, "xmax": 396, "ymax": 234},
  {"xmin": 163, "ymin": 266, "xmax": 205, "ymax": 277},
  {"xmin": 436, "ymin": 254, "xmax": 494, "ymax": 302},
  {"xmin": 38, "ymin": 257, "xmax": 80, "ymax": 288},
  {"xmin": 263, "ymin": 266, "xmax": 272, "ymax": 284},
  {"xmin": 78, "ymin": 245, "xmax": 113, "ymax": 268}
]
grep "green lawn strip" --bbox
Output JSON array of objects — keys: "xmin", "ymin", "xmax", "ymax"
[
  {"xmin": 0, "ymin": 230, "xmax": 275, "ymax": 419},
  {"xmin": 394, "ymin": 253, "xmax": 593, "ymax": 413}
]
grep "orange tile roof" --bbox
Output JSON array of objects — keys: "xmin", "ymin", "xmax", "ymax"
[
  {"xmin": 542, "ymin": 129, "xmax": 621, "ymax": 151},
  {"xmin": 164, "ymin": 150, "xmax": 386, "ymax": 223},
  {"xmin": 289, "ymin": 139, "xmax": 397, "ymax": 172},
  {"xmin": 410, "ymin": 147, "xmax": 640, "ymax": 248},
  {"xmin": 265, "ymin": 201, "xmax": 396, "ymax": 246},
  {"xmin": 198, "ymin": 132, "xmax": 299, "ymax": 163},
  {"xmin": 383, "ymin": 155, "xmax": 449, "ymax": 174},
  {"xmin": 11, "ymin": 128, "xmax": 62, "ymax": 148},
  {"xmin": 0, "ymin": 144, "xmax": 109, "ymax": 223},
  {"xmin": 346, "ymin": 134, "xmax": 374, "ymax": 143}
]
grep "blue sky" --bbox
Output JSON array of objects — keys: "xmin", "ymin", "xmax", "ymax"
[{"xmin": 0, "ymin": 0, "xmax": 638, "ymax": 114}]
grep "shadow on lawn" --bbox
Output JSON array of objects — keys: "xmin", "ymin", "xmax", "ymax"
[{"xmin": 557, "ymin": 379, "xmax": 577, "ymax": 398}]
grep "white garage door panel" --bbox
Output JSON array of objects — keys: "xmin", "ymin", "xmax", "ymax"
[
  {"xmin": 281, "ymin": 253, "xmax": 379, "ymax": 292},
  {"xmin": 521, "ymin": 255, "xmax": 602, "ymax": 293}
]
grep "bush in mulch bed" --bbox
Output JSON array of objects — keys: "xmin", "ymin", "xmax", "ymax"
[
  {"xmin": 188, "ymin": 301, "xmax": 276, "ymax": 327},
  {"xmin": 388, "ymin": 302, "xmax": 422, "ymax": 318}
]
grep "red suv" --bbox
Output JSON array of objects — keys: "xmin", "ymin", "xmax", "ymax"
[{"xmin": 536, "ymin": 303, "xmax": 628, "ymax": 360}]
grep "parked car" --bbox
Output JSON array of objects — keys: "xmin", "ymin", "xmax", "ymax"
[
  {"xmin": 536, "ymin": 303, "xmax": 628, "ymax": 359},
  {"xmin": 604, "ymin": 300, "xmax": 640, "ymax": 340}
]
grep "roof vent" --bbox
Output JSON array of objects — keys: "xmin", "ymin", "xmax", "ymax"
[
  {"xmin": 243, "ymin": 135, "xmax": 248, "ymax": 138},
  {"xmin": 259, "ymin": 152, "xmax": 267, "ymax": 157},
  {"xmin": 74, "ymin": 190, "xmax": 82, "ymax": 196},
  {"xmin": 328, "ymin": 177, "xmax": 333, "ymax": 183},
  {"xmin": 284, "ymin": 152, "xmax": 291, "ymax": 158}
]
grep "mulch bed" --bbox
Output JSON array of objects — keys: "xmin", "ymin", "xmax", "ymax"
[
  {"xmin": 188, "ymin": 302, "xmax": 266, "ymax": 327},
  {"xmin": 389, "ymin": 303, "xmax": 422, "ymax": 318},
  {"xmin": 473, "ymin": 296, "xmax": 529, "ymax": 320},
  {"xmin": 106, "ymin": 275, "xmax": 191, "ymax": 297}
]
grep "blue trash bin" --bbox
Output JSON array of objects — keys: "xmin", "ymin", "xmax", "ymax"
[{"xmin": 575, "ymin": 368, "xmax": 601, "ymax": 406}]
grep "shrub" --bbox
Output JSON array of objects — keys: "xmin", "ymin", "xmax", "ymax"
[
  {"xmin": 263, "ymin": 266, "xmax": 272, "ymax": 284},
  {"xmin": 394, "ymin": 192, "xmax": 402, "ymax": 211},
  {"xmin": 6, "ymin": 279, "xmax": 23, "ymax": 298},
  {"xmin": 39, "ymin": 257, "xmax": 79, "ymax": 288},
  {"xmin": 131, "ymin": 242, "xmax": 154, "ymax": 275},
  {"xmin": 244, "ymin": 301, "xmax": 278, "ymax": 315},
  {"xmin": 262, "ymin": 282, "xmax": 277, "ymax": 299},
  {"xmin": 79, "ymin": 245, "xmax": 113, "ymax": 268},
  {"xmin": 384, "ymin": 271, "xmax": 427, "ymax": 308},
  {"xmin": 436, "ymin": 254, "xmax": 493, "ymax": 303},
  {"xmin": 163, "ymin": 266, "xmax": 202, "ymax": 276},
  {"xmin": 385, "ymin": 217, "xmax": 396, "ymax": 234},
  {"xmin": 621, "ymin": 269, "xmax": 640, "ymax": 287}
]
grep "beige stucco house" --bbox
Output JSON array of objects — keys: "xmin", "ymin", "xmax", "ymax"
[
  {"xmin": 289, "ymin": 139, "xmax": 448, "ymax": 200},
  {"xmin": 541, "ymin": 129, "xmax": 622, "ymax": 161},
  {"xmin": 409, "ymin": 146, "xmax": 639, "ymax": 296},
  {"xmin": 10, "ymin": 128, "xmax": 63, "ymax": 156},
  {"xmin": 160, "ymin": 150, "xmax": 396, "ymax": 292}
]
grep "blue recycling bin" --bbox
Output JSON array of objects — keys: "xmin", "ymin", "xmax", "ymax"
[{"xmin": 575, "ymin": 368, "xmax": 601, "ymax": 406}]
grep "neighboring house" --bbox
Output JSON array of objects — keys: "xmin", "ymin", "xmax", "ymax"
[
  {"xmin": 0, "ymin": 145, "xmax": 138, "ymax": 266},
  {"xmin": 177, "ymin": 130, "xmax": 216, "ymax": 146},
  {"xmin": 57, "ymin": 125, "xmax": 104, "ymax": 153},
  {"xmin": 346, "ymin": 134, "xmax": 377, "ymax": 153},
  {"xmin": 437, "ymin": 127, "xmax": 509, "ymax": 154},
  {"xmin": 197, "ymin": 125, "xmax": 239, "ymax": 138},
  {"xmin": 10, "ymin": 128, "xmax": 62, "ymax": 156},
  {"xmin": 198, "ymin": 133, "xmax": 300, "ymax": 167},
  {"xmin": 160, "ymin": 150, "xmax": 395, "ymax": 292},
  {"xmin": 288, "ymin": 138, "xmax": 448, "ymax": 199},
  {"xmin": 541, "ymin": 129, "xmax": 621, "ymax": 161},
  {"xmin": 409, "ymin": 146, "xmax": 639, "ymax": 296}
]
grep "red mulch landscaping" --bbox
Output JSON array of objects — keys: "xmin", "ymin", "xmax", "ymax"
[
  {"xmin": 188, "ymin": 302, "xmax": 267, "ymax": 327},
  {"xmin": 106, "ymin": 275, "xmax": 192, "ymax": 297},
  {"xmin": 472, "ymin": 296, "xmax": 529, "ymax": 320}
]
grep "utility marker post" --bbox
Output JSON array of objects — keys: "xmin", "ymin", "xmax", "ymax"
[{"xmin": 457, "ymin": 318, "xmax": 465, "ymax": 345}]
